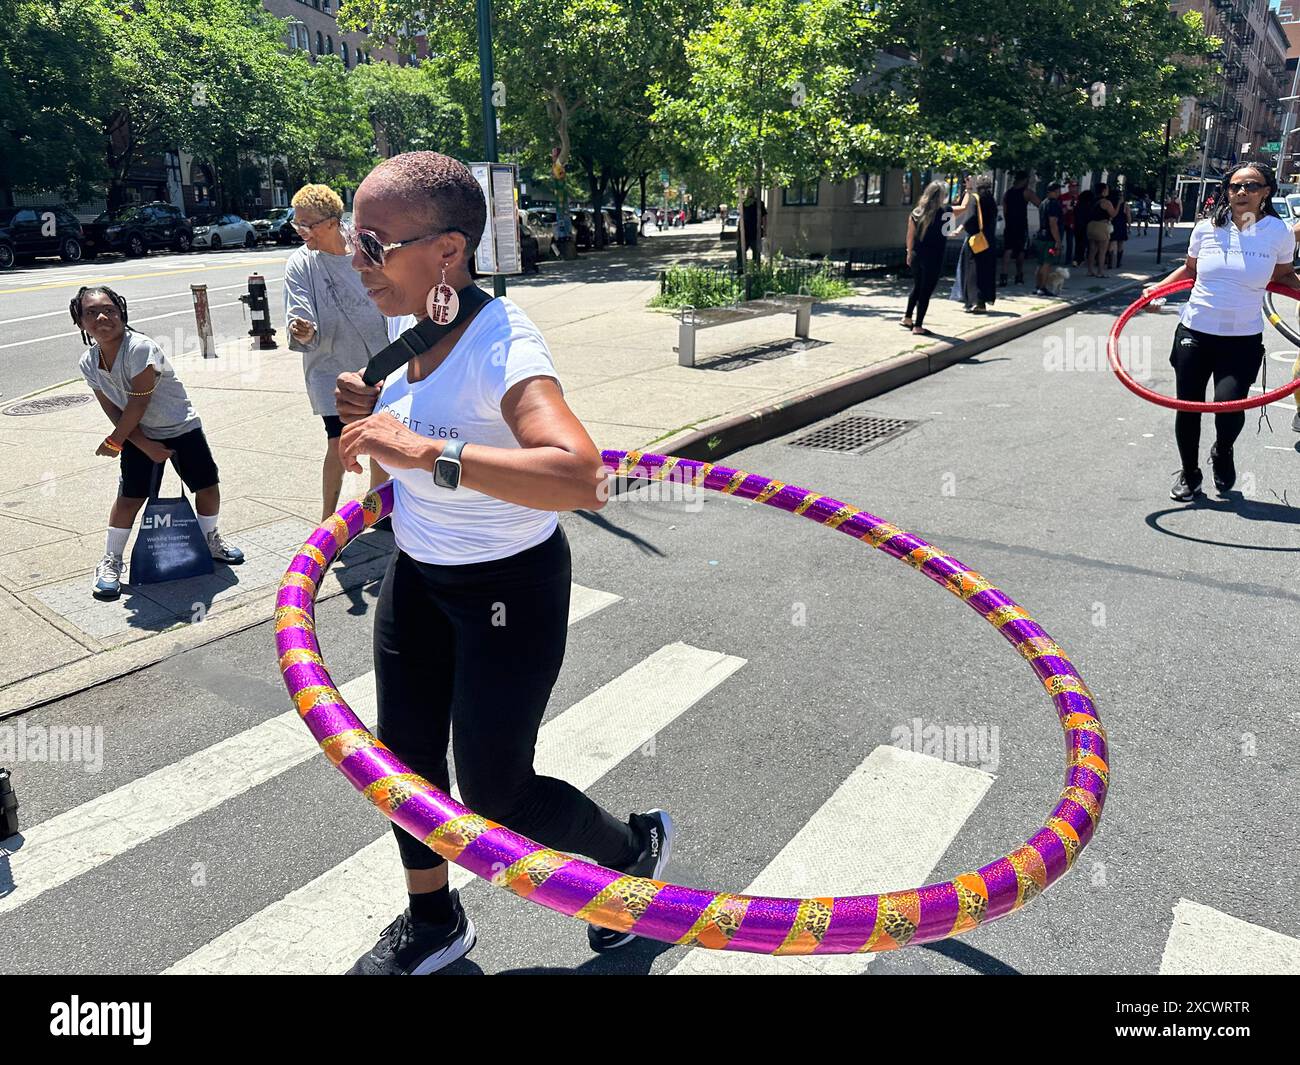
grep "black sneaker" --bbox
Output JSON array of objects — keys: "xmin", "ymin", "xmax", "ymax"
[
  {"xmin": 1209, "ymin": 443, "xmax": 1235, "ymax": 492},
  {"xmin": 1292, "ymin": 409, "xmax": 1300, "ymax": 433},
  {"xmin": 346, "ymin": 893, "xmax": 476, "ymax": 975},
  {"xmin": 587, "ymin": 809, "xmax": 673, "ymax": 953},
  {"xmin": 1170, "ymin": 468, "xmax": 1204, "ymax": 502}
]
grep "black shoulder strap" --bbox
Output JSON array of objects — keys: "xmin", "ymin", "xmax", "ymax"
[{"xmin": 362, "ymin": 284, "xmax": 494, "ymax": 386}]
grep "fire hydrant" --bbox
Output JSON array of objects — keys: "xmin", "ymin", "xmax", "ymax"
[
  {"xmin": 239, "ymin": 273, "xmax": 278, "ymax": 350},
  {"xmin": 0, "ymin": 765, "xmax": 18, "ymax": 839}
]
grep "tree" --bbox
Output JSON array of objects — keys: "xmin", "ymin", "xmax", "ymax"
[
  {"xmin": 349, "ymin": 62, "xmax": 469, "ymax": 159},
  {"xmin": 0, "ymin": 0, "xmax": 115, "ymax": 206},
  {"xmin": 281, "ymin": 55, "xmax": 376, "ymax": 192}
]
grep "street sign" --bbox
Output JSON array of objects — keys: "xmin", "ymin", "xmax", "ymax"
[
  {"xmin": 659, "ymin": 169, "xmax": 670, "ymax": 185},
  {"xmin": 1266, "ymin": 141, "xmax": 1281, "ymax": 152},
  {"xmin": 470, "ymin": 162, "xmax": 521, "ymax": 275}
]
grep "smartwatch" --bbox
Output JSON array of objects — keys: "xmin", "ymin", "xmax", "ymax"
[{"xmin": 433, "ymin": 438, "xmax": 465, "ymax": 490}]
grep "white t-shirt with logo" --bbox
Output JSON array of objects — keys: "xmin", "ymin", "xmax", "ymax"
[
  {"xmin": 377, "ymin": 298, "xmax": 561, "ymax": 565},
  {"xmin": 1180, "ymin": 214, "xmax": 1295, "ymax": 336}
]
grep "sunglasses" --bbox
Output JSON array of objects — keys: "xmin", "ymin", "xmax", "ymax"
[
  {"xmin": 1227, "ymin": 181, "xmax": 1267, "ymax": 194},
  {"xmin": 291, "ymin": 216, "xmax": 336, "ymax": 235},
  {"xmin": 342, "ymin": 222, "xmax": 465, "ymax": 268}
]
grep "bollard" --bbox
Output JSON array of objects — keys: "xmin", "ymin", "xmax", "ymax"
[
  {"xmin": 238, "ymin": 273, "xmax": 278, "ymax": 350},
  {"xmin": 191, "ymin": 284, "xmax": 216, "ymax": 358},
  {"xmin": 0, "ymin": 765, "xmax": 18, "ymax": 839}
]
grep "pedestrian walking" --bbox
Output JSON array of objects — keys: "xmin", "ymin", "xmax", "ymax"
[
  {"xmin": 950, "ymin": 175, "xmax": 997, "ymax": 313},
  {"xmin": 333, "ymin": 151, "xmax": 672, "ymax": 975},
  {"xmin": 1144, "ymin": 164, "xmax": 1300, "ymax": 501},
  {"xmin": 1060, "ymin": 180, "xmax": 1080, "ymax": 265},
  {"xmin": 901, "ymin": 179, "xmax": 949, "ymax": 336},
  {"xmin": 73, "ymin": 285, "xmax": 244, "ymax": 601},
  {"xmin": 999, "ymin": 170, "xmax": 1040, "ymax": 286},
  {"xmin": 283, "ymin": 183, "xmax": 392, "ymax": 522},
  {"xmin": 1164, "ymin": 193, "xmax": 1182, "ymax": 236},
  {"xmin": 1032, "ymin": 182, "xmax": 1066, "ymax": 296}
]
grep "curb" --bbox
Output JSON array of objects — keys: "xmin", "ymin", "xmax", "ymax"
[
  {"xmin": 0, "ymin": 546, "xmax": 391, "ymax": 720},
  {"xmin": 654, "ymin": 273, "xmax": 1164, "ymax": 462}
]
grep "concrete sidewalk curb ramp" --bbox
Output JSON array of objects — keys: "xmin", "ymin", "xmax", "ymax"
[{"xmin": 656, "ymin": 275, "xmax": 1156, "ymax": 462}]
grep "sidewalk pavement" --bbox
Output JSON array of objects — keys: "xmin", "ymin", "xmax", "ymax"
[{"xmin": 0, "ymin": 222, "xmax": 1191, "ymax": 715}]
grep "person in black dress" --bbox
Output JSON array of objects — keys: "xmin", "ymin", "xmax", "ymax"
[
  {"xmin": 999, "ymin": 171, "xmax": 1040, "ymax": 286},
  {"xmin": 955, "ymin": 176, "xmax": 997, "ymax": 312},
  {"xmin": 901, "ymin": 180, "xmax": 950, "ymax": 335}
]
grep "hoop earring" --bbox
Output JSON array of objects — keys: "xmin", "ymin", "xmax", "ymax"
[{"xmin": 425, "ymin": 260, "xmax": 459, "ymax": 326}]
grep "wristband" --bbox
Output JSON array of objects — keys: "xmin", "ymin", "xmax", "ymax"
[{"xmin": 103, "ymin": 437, "xmax": 123, "ymax": 454}]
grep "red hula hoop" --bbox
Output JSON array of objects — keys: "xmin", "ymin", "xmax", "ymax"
[{"xmin": 1107, "ymin": 279, "xmax": 1300, "ymax": 413}]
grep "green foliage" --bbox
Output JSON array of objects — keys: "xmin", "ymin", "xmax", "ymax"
[
  {"xmin": 650, "ymin": 256, "xmax": 853, "ymax": 308},
  {"xmin": 0, "ymin": 0, "xmax": 116, "ymax": 204},
  {"xmin": 349, "ymin": 62, "xmax": 469, "ymax": 158}
]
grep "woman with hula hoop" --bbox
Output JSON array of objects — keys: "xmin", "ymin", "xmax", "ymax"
[
  {"xmin": 332, "ymin": 152, "xmax": 671, "ymax": 974},
  {"xmin": 1142, "ymin": 164, "xmax": 1300, "ymax": 501}
]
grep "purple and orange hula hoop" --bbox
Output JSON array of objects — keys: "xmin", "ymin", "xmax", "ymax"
[
  {"xmin": 1109, "ymin": 278, "xmax": 1300, "ymax": 412},
  {"xmin": 274, "ymin": 452, "xmax": 1108, "ymax": 955}
]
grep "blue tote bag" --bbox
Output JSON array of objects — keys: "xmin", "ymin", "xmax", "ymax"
[{"xmin": 129, "ymin": 462, "xmax": 214, "ymax": 585}]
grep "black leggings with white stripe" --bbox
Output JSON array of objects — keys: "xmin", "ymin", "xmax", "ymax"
[
  {"xmin": 373, "ymin": 525, "xmax": 640, "ymax": 872},
  {"xmin": 1170, "ymin": 323, "xmax": 1264, "ymax": 474}
]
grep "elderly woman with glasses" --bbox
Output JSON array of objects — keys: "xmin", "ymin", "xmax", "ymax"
[
  {"xmin": 331, "ymin": 151, "xmax": 671, "ymax": 976},
  {"xmin": 283, "ymin": 183, "xmax": 391, "ymax": 520},
  {"xmin": 1145, "ymin": 163, "xmax": 1300, "ymax": 502}
]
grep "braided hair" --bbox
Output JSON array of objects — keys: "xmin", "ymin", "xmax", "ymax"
[{"xmin": 69, "ymin": 285, "xmax": 130, "ymax": 347}]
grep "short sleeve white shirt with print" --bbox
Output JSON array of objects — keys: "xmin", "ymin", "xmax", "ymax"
[
  {"xmin": 376, "ymin": 298, "xmax": 562, "ymax": 565},
  {"xmin": 1180, "ymin": 214, "xmax": 1295, "ymax": 336}
]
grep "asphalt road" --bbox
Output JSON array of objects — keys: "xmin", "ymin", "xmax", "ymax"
[
  {"xmin": 0, "ymin": 244, "xmax": 299, "ymax": 402},
  {"xmin": 2, "ymin": 290, "xmax": 1298, "ymax": 975}
]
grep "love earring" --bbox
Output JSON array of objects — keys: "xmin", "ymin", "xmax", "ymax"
[{"xmin": 425, "ymin": 260, "xmax": 459, "ymax": 326}]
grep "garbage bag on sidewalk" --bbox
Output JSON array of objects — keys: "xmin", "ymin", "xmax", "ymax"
[{"xmin": 129, "ymin": 463, "xmax": 214, "ymax": 585}]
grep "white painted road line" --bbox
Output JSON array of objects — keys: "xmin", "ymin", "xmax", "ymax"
[
  {"xmin": 166, "ymin": 640, "xmax": 746, "ymax": 975},
  {"xmin": 668, "ymin": 745, "xmax": 995, "ymax": 975},
  {"xmin": 1159, "ymin": 898, "xmax": 1300, "ymax": 975},
  {"xmin": 0, "ymin": 278, "xmax": 283, "ymax": 327},
  {"xmin": 0, "ymin": 583, "xmax": 617, "ymax": 918}
]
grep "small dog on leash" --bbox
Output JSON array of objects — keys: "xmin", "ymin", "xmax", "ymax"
[{"xmin": 1043, "ymin": 266, "xmax": 1070, "ymax": 296}]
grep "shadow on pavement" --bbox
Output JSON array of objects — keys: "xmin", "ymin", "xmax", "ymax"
[
  {"xmin": 921, "ymin": 938, "xmax": 1022, "ymax": 975},
  {"xmin": 574, "ymin": 510, "xmax": 666, "ymax": 558},
  {"xmin": 1145, "ymin": 495, "xmax": 1300, "ymax": 552}
]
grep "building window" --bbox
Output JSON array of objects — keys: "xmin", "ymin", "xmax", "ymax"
[
  {"xmin": 327, "ymin": 35, "xmax": 333, "ymax": 56},
  {"xmin": 782, "ymin": 181, "xmax": 819, "ymax": 207},
  {"xmin": 342, "ymin": 43, "xmax": 349, "ymax": 68},
  {"xmin": 316, "ymin": 30, "xmax": 323, "ymax": 53},
  {"xmin": 851, "ymin": 174, "xmax": 883, "ymax": 205}
]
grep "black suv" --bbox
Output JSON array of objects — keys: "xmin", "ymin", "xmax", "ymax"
[
  {"xmin": 83, "ymin": 202, "xmax": 194, "ymax": 258},
  {"xmin": 252, "ymin": 206, "xmax": 301, "ymax": 245},
  {"xmin": 0, "ymin": 206, "xmax": 85, "ymax": 269}
]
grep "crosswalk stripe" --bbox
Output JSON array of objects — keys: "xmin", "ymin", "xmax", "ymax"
[
  {"xmin": 165, "ymin": 641, "xmax": 745, "ymax": 974},
  {"xmin": 667, "ymin": 745, "xmax": 995, "ymax": 974},
  {"xmin": 1159, "ymin": 898, "xmax": 1300, "ymax": 975},
  {"xmin": 0, "ymin": 583, "xmax": 617, "ymax": 918}
]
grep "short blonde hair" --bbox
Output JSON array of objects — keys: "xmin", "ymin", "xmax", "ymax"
[{"xmin": 291, "ymin": 183, "xmax": 344, "ymax": 220}]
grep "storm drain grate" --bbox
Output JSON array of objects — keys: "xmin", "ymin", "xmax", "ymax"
[
  {"xmin": 786, "ymin": 414, "xmax": 917, "ymax": 454},
  {"xmin": 3, "ymin": 394, "xmax": 93, "ymax": 416}
]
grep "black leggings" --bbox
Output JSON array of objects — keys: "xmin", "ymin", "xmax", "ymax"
[
  {"xmin": 906, "ymin": 253, "xmax": 943, "ymax": 328},
  {"xmin": 373, "ymin": 525, "xmax": 639, "ymax": 872},
  {"xmin": 1170, "ymin": 323, "xmax": 1264, "ymax": 473}
]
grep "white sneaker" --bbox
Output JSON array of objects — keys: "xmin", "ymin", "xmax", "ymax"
[
  {"xmin": 206, "ymin": 529, "xmax": 244, "ymax": 564},
  {"xmin": 92, "ymin": 553, "xmax": 124, "ymax": 600}
]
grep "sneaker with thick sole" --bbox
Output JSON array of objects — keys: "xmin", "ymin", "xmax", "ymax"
[
  {"xmin": 1209, "ymin": 443, "xmax": 1235, "ymax": 492},
  {"xmin": 92, "ymin": 553, "xmax": 124, "ymax": 600},
  {"xmin": 206, "ymin": 528, "xmax": 245, "ymax": 564},
  {"xmin": 1170, "ymin": 468, "xmax": 1204, "ymax": 502},
  {"xmin": 587, "ymin": 809, "xmax": 674, "ymax": 953},
  {"xmin": 346, "ymin": 893, "xmax": 476, "ymax": 975}
]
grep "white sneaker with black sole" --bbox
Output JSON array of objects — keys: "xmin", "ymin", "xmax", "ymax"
[
  {"xmin": 587, "ymin": 809, "xmax": 674, "ymax": 953},
  {"xmin": 346, "ymin": 890, "xmax": 477, "ymax": 975}
]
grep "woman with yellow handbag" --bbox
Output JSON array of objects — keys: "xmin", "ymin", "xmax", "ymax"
[{"xmin": 951, "ymin": 175, "xmax": 998, "ymax": 313}]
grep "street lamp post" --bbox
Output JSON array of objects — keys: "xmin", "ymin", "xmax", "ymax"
[{"xmin": 476, "ymin": 0, "xmax": 506, "ymax": 298}]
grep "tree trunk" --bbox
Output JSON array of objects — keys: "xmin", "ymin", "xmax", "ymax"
[{"xmin": 583, "ymin": 160, "xmax": 602, "ymax": 249}]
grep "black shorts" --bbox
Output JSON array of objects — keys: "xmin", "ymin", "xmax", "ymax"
[
  {"xmin": 119, "ymin": 426, "xmax": 220, "ymax": 499},
  {"xmin": 1004, "ymin": 225, "xmax": 1027, "ymax": 253},
  {"xmin": 322, "ymin": 415, "xmax": 344, "ymax": 439}
]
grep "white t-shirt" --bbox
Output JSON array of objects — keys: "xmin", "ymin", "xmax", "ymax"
[
  {"xmin": 79, "ymin": 330, "xmax": 200, "ymax": 439},
  {"xmin": 1180, "ymin": 214, "xmax": 1294, "ymax": 336},
  {"xmin": 377, "ymin": 298, "xmax": 561, "ymax": 565}
]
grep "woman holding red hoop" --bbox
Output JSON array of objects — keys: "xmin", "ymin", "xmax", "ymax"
[{"xmin": 1142, "ymin": 164, "xmax": 1300, "ymax": 501}]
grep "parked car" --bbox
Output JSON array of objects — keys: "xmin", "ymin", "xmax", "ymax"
[
  {"xmin": 573, "ymin": 209, "xmax": 596, "ymax": 249},
  {"xmin": 1287, "ymin": 193, "xmax": 1300, "ymax": 219},
  {"xmin": 0, "ymin": 205, "xmax": 85, "ymax": 269},
  {"xmin": 252, "ymin": 206, "xmax": 301, "ymax": 245},
  {"xmin": 191, "ymin": 213, "xmax": 257, "ymax": 250},
  {"xmin": 722, "ymin": 209, "xmax": 739, "ymax": 231},
  {"xmin": 83, "ymin": 201, "xmax": 193, "ymax": 258},
  {"xmin": 520, "ymin": 209, "xmax": 554, "ymax": 259}
]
